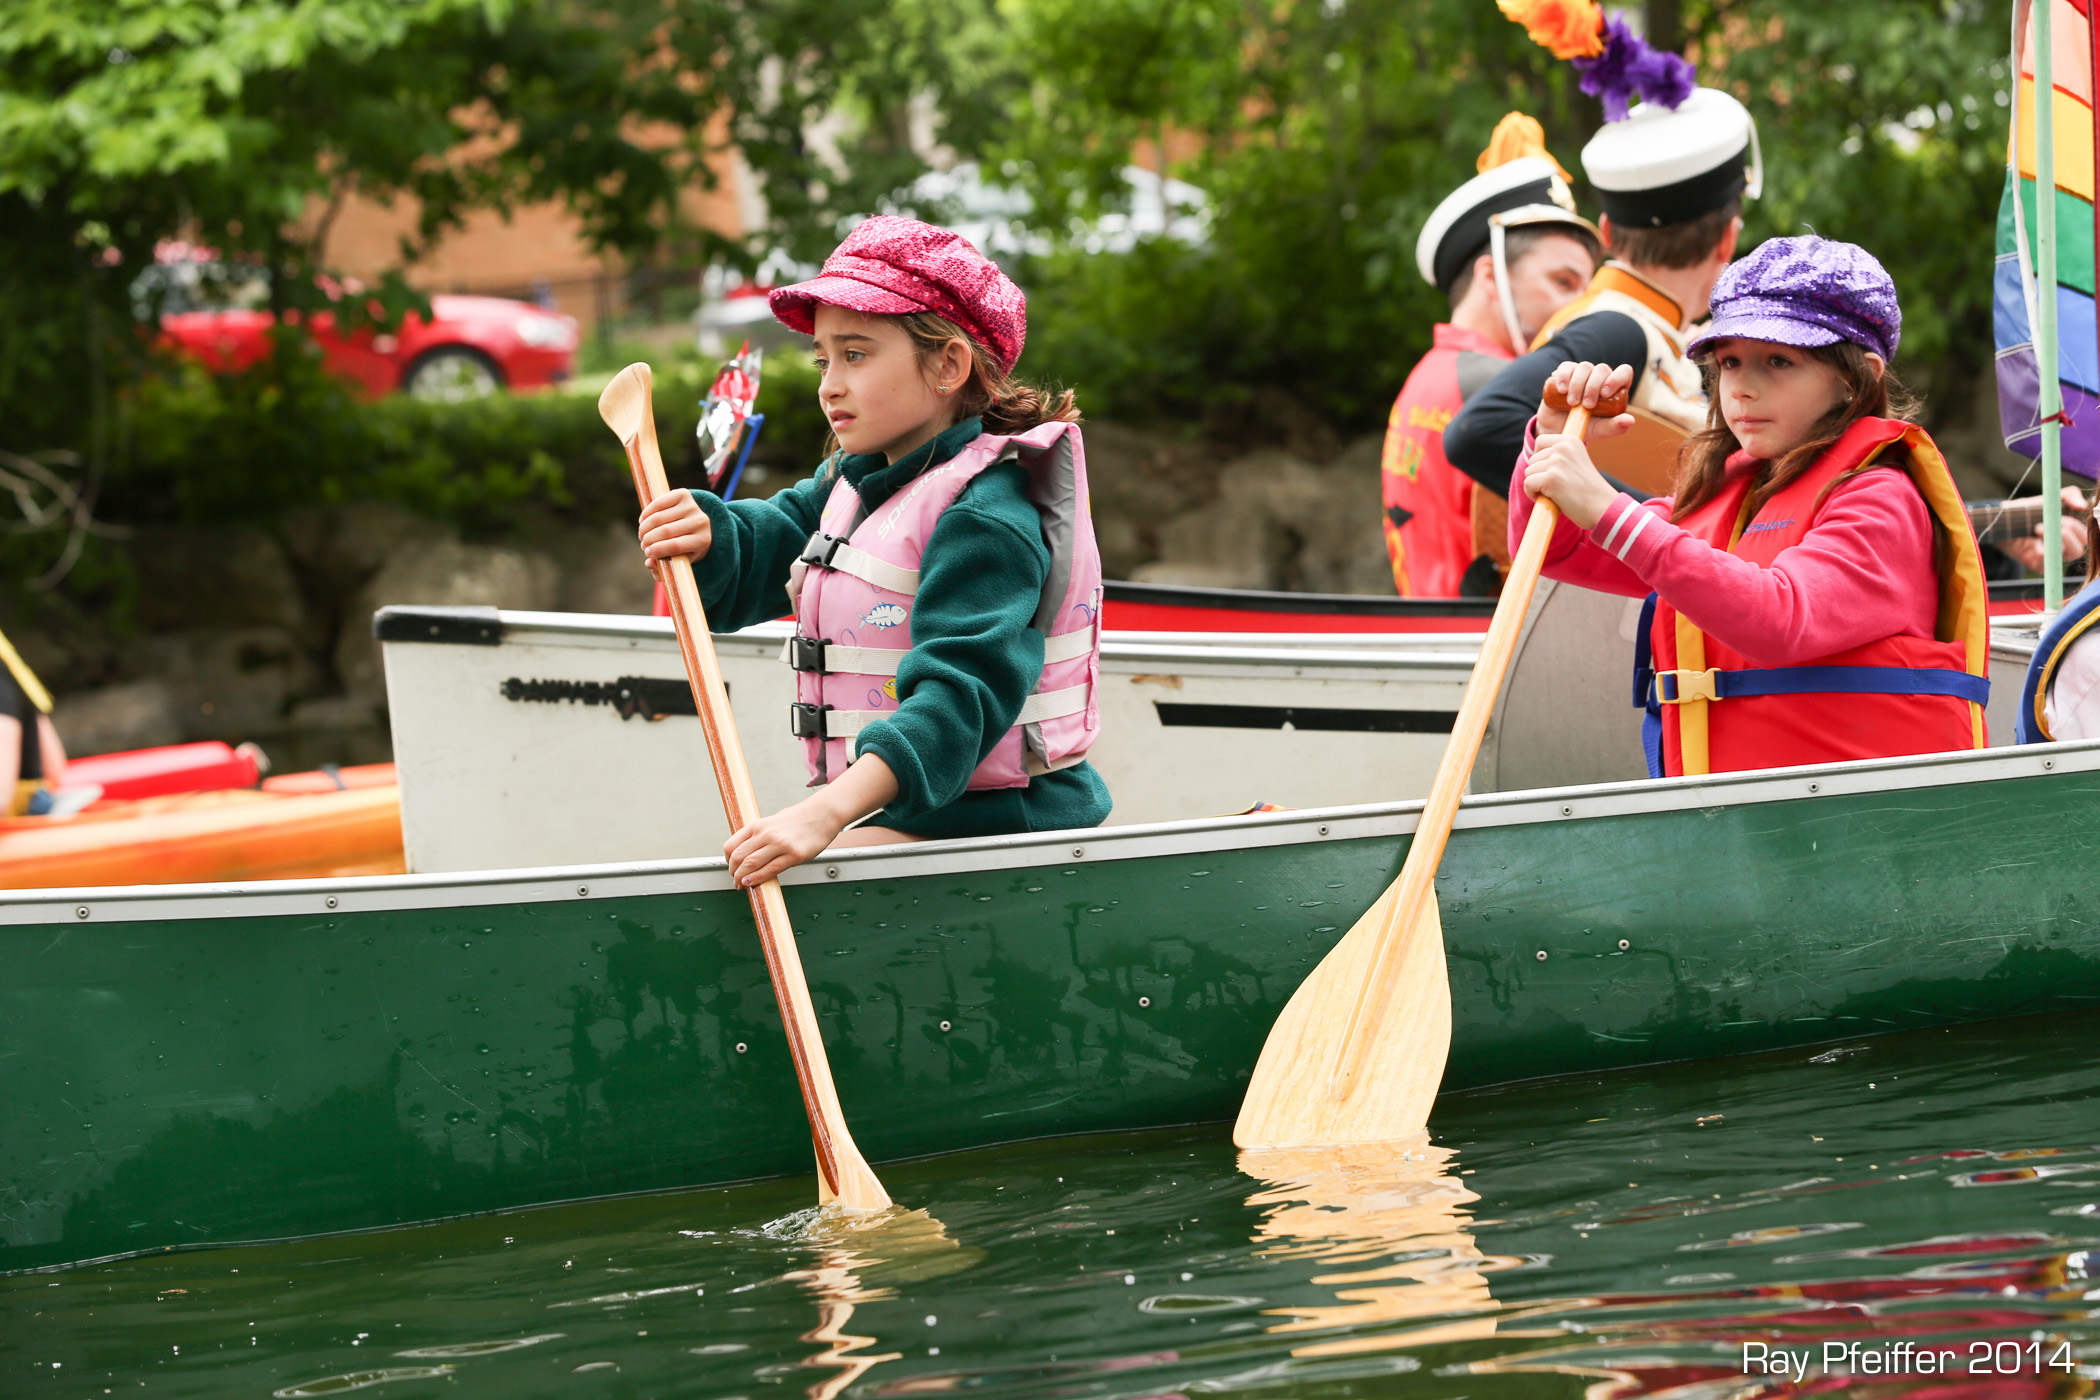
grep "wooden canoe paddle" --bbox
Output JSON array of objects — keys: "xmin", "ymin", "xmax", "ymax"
[
  {"xmin": 1234, "ymin": 381, "xmax": 1630, "ymax": 1149},
  {"xmin": 598, "ymin": 362, "xmax": 893, "ymax": 1211}
]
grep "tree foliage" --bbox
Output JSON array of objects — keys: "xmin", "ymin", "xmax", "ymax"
[
  {"xmin": 0, "ymin": 0, "xmax": 1001, "ymax": 454},
  {"xmin": 998, "ymin": 0, "xmax": 2009, "ymax": 438}
]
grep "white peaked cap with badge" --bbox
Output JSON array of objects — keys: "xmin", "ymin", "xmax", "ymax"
[
  {"xmin": 1581, "ymin": 87, "xmax": 1763, "ymax": 229},
  {"xmin": 1415, "ymin": 156, "xmax": 1596, "ymax": 291}
]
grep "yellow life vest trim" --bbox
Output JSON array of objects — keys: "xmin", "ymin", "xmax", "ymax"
[
  {"xmin": 0, "ymin": 627, "xmax": 53, "ymax": 715},
  {"xmin": 1887, "ymin": 427, "xmax": 1991, "ymax": 748}
]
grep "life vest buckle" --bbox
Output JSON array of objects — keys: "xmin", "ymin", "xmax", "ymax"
[
  {"xmin": 799, "ymin": 532, "xmax": 847, "ymax": 569},
  {"xmin": 1653, "ymin": 668, "xmax": 1720, "ymax": 705},
  {"xmin": 789, "ymin": 701, "xmax": 834, "ymax": 739},
  {"xmin": 786, "ymin": 636, "xmax": 829, "ymax": 673}
]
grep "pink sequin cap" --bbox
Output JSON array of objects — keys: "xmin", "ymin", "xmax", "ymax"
[{"xmin": 769, "ymin": 216, "xmax": 1027, "ymax": 375}]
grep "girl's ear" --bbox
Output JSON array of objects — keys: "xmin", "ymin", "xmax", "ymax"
[{"xmin": 1862, "ymin": 352, "xmax": 1886, "ymax": 382}]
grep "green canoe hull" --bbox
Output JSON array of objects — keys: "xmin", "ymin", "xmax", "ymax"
[{"xmin": 5, "ymin": 741, "xmax": 2096, "ymax": 1271}]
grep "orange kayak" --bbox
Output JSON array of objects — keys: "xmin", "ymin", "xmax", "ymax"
[{"xmin": 0, "ymin": 763, "xmax": 404, "ymax": 889}]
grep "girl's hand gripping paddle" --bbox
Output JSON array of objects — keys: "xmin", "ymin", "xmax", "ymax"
[
  {"xmin": 1234, "ymin": 382, "xmax": 1629, "ymax": 1149},
  {"xmin": 599, "ymin": 363, "xmax": 892, "ymax": 1211}
]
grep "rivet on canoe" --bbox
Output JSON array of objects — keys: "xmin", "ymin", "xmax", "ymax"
[
  {"xmin": 326, "ymin": 897, "xmax": 339, "ymax": 910},
  {"xmin": 938, "ymin": 1020, "xmax": 951, "ymax": 1032},
  {"xmin": 1317, "ymin": 825, "xmax": 1329, "ymax": 837},
  {"xmin": 735, "ymin": 1042, "xmax": 748, "ymax": 1054},
  {"xmin": 1535, "ymin": 950, "xmax": 1548, "ymax": 961},
  {"xmin": 826, "ymin": 866, "xmax": 839, "ymax": 879},
  {"xmin": 1071, "ymin": 847, "xmax": 1085, "ymax": 859},
  {"xmin": 2045, "ymin": 759, "xmax": 2056, "ymax": 770},
  {"xmin": 1807, "ymin": 783, "xmax": 1819, "ymax": 793},
  {"xmin": 74, "ymin": 906, "xmax": 89, "ymax": 920},
  {"xmin": 1618, "ymin": 938, "xmax": 1630, "ymax": 951},
  {"xmin": 576, "ymin": 885, "xmax": 589, "ymax": 897},
  {"xmin": 1138, "ymin": 996, "xmax": 1151, "ymax": 1008}
]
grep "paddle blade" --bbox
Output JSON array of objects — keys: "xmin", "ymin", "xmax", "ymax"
[
  {"xmin": 596, "ymin": 362, "xmax": 654, "ymax": 440},
  {"xmin": 1233, "ymin": 882, "xmax": 1452, "ymax": 1149},
  {"xmin": 826, "ymin": 1145, "xmax": 895, "ymax": 1213}
]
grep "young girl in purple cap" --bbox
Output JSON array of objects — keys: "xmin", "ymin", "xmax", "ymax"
[
  {"xmin": 1509, "ymin": 234, "xmax": 1990, "ymax": 778},
  {"xmin": 637, "ymin": 217, "xmax": 1108, "ymax": 885}
]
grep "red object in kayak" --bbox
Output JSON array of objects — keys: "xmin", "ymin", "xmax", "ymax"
[{"xmin": 64, "ymin": 741, "xmax": 260, "ymax": 800}]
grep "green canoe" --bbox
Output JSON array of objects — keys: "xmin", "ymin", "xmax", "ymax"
[{"xmin": 5, "ymin": 737, "xmax": 2096, "ymax": 1271}]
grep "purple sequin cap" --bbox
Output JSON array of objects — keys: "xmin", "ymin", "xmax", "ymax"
[{"xmin": 1687, "ymin": 236, "xmax": 1902, "ymax": 362}]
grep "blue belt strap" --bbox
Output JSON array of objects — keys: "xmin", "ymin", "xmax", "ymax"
[
  {"xmin": 1630, "ymin": 590, "xmax": 1988, "ymax": 779},
  {"xmin": 1651, "ymin": 666, "xmax": 1991, "ymax": 705}
]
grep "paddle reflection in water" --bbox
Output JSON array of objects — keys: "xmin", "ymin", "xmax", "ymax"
[
  {"xmin": 777, "ymin": 1207, "xmax": 969, "ymax": 1400},
  {"xmin": 1239, "ymin": 1139, "xmax": 1512, "ymax": 1357}
]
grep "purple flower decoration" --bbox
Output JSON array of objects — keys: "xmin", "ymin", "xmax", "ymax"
[{"xmin": 1574, "ymin": 15, "xmax": 1696, "ymax": 122}]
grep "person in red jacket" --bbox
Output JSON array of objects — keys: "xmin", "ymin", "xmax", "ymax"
[
  {"xmin": 1382, "ymin": 117, "xmax": 1601, "ymax": 597},
  {"xmin": 1510, "ymin": 236, "xmax": 1990, "ymax": 777}
]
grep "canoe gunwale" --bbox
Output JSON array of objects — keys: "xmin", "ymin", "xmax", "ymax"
[
  {"xmin": 395, "ymin": 606, "xmax": 1483, "ymax": 673},
  {"xmin": 10, "ymin": 735, "xmax": 2100, "ymax": 925}
]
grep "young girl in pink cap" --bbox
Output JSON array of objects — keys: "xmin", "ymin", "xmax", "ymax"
[
  {"xmin": 1509, "ymin": 235, "xmax": 1990, "ymax": 778},
  {"xmin": 638, "ymin": 217, "xmax": 1108, "ymax": 885}
]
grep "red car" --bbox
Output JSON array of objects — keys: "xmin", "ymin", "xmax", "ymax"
[{"xmin": 145, "ymin": 244, "xmax": 579, "ymax": 400}]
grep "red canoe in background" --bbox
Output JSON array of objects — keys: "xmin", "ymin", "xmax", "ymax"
[{"xmin": 1099, "ymin": 577, "xmax": 2067, "ymax": 633}]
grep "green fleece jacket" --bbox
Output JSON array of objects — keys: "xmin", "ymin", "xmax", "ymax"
[{"xmin": 688, "ymin": 416, "xmax": 1111, "ymax": 839}]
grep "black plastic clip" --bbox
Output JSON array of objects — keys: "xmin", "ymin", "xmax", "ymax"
[
  {"xmin": 789, "ymin": 702, "xmax": 833, "ymax": 739},
  {"xmin": 799, "ymin": 533, "xmax": 847, "ymax": 569},
  {"xmin": 786, "ymin": 636, "xmax": 829, "ymax": 673}
]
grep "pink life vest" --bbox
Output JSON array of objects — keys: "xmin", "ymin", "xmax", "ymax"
[{"xmin": 784, "ymin": 421, "xmax": 1103, "ymax": 789}]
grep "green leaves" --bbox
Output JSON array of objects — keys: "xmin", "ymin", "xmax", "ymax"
[{"xmin": 1001, "ymin": 0, "xmax": 2010, "ymax": 433}]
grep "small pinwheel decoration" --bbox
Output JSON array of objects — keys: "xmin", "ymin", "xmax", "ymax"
[{"xmin": 698, "ymin": 341, "xmax": 766, "ymax": 499}]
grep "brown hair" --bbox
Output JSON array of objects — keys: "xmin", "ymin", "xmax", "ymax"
[
  {"xmin": 2087, "ymin": 494, "xmax": 2100, "ymax": 580},
  {"xmin": 1670, "ymin": 340, "xmax": 1919, "ymax": 524},
  {"xmin": 896, "ymin": 311, "xmax": 1080, "ymax": 436},
  {"xmin": 1447, "ymin": 223, "xmax": 1605, "ymax": 309},
  {"xmin": 1608, "ymin": 199, "xmax": 1740, "ymax": 271}
]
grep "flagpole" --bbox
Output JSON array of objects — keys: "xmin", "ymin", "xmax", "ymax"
[{"xmin": 2037, "ymin": 0, "xmax": 2067, "ymax": 611}]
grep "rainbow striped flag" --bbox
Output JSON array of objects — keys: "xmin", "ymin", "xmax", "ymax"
[{"xmin": 1999, "ymin": 0, "xmax": 2100, "ymax": 478}]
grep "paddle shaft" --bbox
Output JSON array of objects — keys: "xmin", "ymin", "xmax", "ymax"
[
  {"xmin": 1328, "ymin": 398, "xmax": 1602, "ymax": 1098},
  {"xmin": 617, "ymin": 391, "xmax": 888, "ymax": 1210}
]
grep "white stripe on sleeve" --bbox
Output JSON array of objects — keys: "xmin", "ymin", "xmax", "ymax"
[
  {"xmin": 1596, "ymin": 502, "xmax": 1633, "ymax": 552},
  {"xmin": 1612, "ymin": 508, "xmax": 1654, "ymax": 561}
]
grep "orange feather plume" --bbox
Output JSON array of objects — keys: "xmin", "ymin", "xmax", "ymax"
[
  {"xmin": 1496, "ymin": 0, "xmax": 1606, "ymax": 60},
  {"xmin": 1476, "ymin": 112, "xmax": 1572, "ymax": 181}
]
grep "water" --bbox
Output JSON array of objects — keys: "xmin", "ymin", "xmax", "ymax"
[{"xmin": 11, "ymin": 1012, "xmax": 2100, "ymax": 1398}]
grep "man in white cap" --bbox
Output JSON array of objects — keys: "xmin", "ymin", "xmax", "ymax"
[
  {"xmin": 1445, "ymin": 86, "xmax": 1761, "ymax": 517},
  {"xmin": 1382, "ymin": 116, "xmax": 1602, "ymax": 597}
]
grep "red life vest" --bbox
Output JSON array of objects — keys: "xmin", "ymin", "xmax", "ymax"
[
  {"xmin": 1643, "ymin": 417, "xmax": 1991, "ymax": 777},
  {"xmin": 1381, "ymin": 324, "xmax": 1511, "ymax": 596}
]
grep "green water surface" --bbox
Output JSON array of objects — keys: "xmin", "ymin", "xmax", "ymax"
[{"xmin": 9, "ymin": 1013, "xmax": 2100, "ymax": 1398}]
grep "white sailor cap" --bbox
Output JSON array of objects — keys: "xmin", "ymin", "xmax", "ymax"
[
  {"xmin": 1581, "ymin": 87, "xmax": 1763, "ymax": 229},
  {"xmin": 1415, "ymin": 157, "xmax": 1599, "ymax": 292}
]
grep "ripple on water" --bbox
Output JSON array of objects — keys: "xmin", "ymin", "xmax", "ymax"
[
  {"xmin": 15, "ymin": 1013, "xmax": 2100, "ymax": 1399},
  {"xmin": 272, "ymin": 1367, "xmax": 454, "ymax": 1397}
]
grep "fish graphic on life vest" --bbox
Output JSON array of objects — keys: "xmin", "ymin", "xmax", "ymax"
[{"xmin": 862, "ymin": 602, "xmax": 907, "ymax": 629}]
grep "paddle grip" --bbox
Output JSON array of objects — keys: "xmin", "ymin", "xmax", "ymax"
[{"xmin": 1541, "ymin": 381, "xmax": 1630, "ymax": 441}]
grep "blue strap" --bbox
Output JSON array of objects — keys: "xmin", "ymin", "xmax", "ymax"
[
  {"xmin": 720, "ymin": 412, "xmax": 765, "ymax": 502},
  {"xmin": 1631, "ymin": 593, "xmax": 1664, "ymax": 779},
  {"xmin": 1653, "ymin": 665, "xmax": 1990, "ymax": 705}
]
